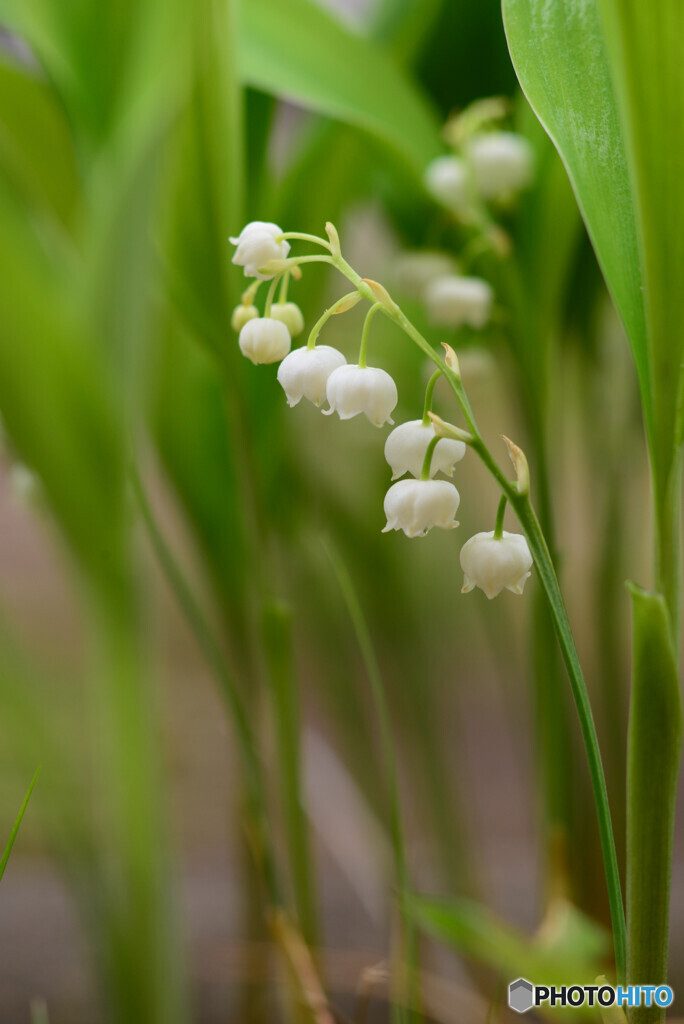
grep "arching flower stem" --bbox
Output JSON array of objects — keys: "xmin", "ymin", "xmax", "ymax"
[
  {"xmin": 420, "ymin": 436, "xmax": 440, "ymax": 481},
  {"xmin": 358, "ymin": 303, "xmax": 382, "ymax": 368},
  {"xmin": 306, "ymin": 291, "xmax": 361, "ymax": 350},
  {"xmin": 493, "ymin": 495, "xmax": 508, "ymax": 539},
  {"xmin": 422, "ymin": 370, "xmax": 442, "ymax": 426}
]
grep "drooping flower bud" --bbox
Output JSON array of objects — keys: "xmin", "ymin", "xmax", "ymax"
[
  {"xmin": 384, "ymin": 419, "xmax": 465, "ymax": 480},
  {"xmin": 324, "ymin": 364, "xmax": 398, "ymax": 427},
  {"xmin": 382, "ymin": 479, "xmax": 460, "ymax": 538},
  {"xmin": 424, "ymin": 155, "xmax": 469, "ymax": 213},
  {"xmin": 277, "ymin": 345, "xmax": 346, "ymax": 407},
  {"xmin": 270, "ymin": 301, "xmax": 305, "ymax": 338},
  {"xmin": 460, "ymin": 531, "xmax": 533, "ymax": 598},
  {"xmin": 239, "ymin": 317, "xmax": 291, "ymax": 365},
  {"xmin": 466, "ymin": 132, "xmax": 534, "ymax": 201},
  {"xmin": 230, "ymin": 222, "xmax": 291, "ymax": 279},
  {"xmin": 425, "ymin": 275, "xmax": 493, "ymax": 329},
  {"xmin": 231, "ymin": 304, "xmax": 259, "ymax": 333}
]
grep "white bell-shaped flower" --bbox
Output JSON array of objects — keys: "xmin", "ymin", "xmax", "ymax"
[
  {"xmin": 393, "ymin": 250, "xmax": 459, "ymax": 300},
  {"xmin": 424, "ymin": 155, "xmax": 469, "ymax": 212},
  {"xmin": 384, "ymin": 419, "xmax": 465, "ymax": 480},
  {"xmin": 466, "ymin": 132, "xmax": 534, "ymax": 201},
  {"xmin": 230, "ymin": 221, "xmax": 291, "ymax": 279},
  {"xmin": 277, "ymin": 345, "xmax": 347, "ymax": 407},
  {"xmin": 270, "ymin": 301, "xmax": 305, "ymax": 338},
  {"xmin": 324, "ymin": 364, "xmax": 398, "ymax": 427},
  {"xmin": 425, "ymin": 275, "xmax": 493, "ymax": 329},
  {"xmin": 382, "ymin": 479, "xmax": 460, "ymax": 537},
  {"xmin": 460, "ymin": 530, "xmax": 533, "ymax": 598},
  {"xmin": 239, "ymin": 317, "xmax": 291, "ymax": 365},
  {"xmin": 231, "ymin": 304, "xmax": 259, "ymax": 333}
]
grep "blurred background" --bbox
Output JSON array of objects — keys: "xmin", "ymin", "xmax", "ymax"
[{"xmin": 0, "ymin": 0, "xmax": 681, "ymax": 1020}]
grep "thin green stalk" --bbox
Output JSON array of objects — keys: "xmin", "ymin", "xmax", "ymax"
[
  {"xmin": 422, "ymin": 370, "xmax": 441, "ymax": 426},
  {"xmin": 420, "ymin": 436, "xmax": 440, "ymax": 481},
  {"xmin": 358, "ymin": 303, "xmax": 382, "ymax": 368},
  {"xmin": 131, "ymin": 469, "xmax": 280, "ymax": 905},
  {"xmin": 324, "ymin": 541, "xmax": 420, "ymax": 1024},
  {"xmin": 262, "ymin": 602, "xmax": 318, "ymax": 947},
  {"xmin": 493, "ymin": 495, "xmax": 507, "ymax": 539},
  {"xmin": 306, "ymin": 291, "xmax": 360, "ymax": 349},
  {"xmin": 0, "ymin": 766, "xmax": 40, "ymax": 881}
]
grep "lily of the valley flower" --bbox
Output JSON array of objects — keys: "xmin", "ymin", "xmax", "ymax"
[
  {"xmin": 277, "ymin": 345, "xmax": 347, "ymax": 407},
  {"xmin": 425, "ymin": 275, "xmax": 493, "ymax": 329},
  {"xmin": 324, "ymin": 364, "xmax": 398, "ymax": 427},
  {"xmin": 466, "ymin": 132, "xmax": 534, "ymax": 201},
  {"xmin": 230, "ymin": 221, "xmax": 290, "ymax": 279},
  {"xmin": 271, "ymin": 301, "xmax": 305, "ymax": 338},
  {"xmin": 231, "ymin": 303, "xmax": 259, "ymax": 333},
  {"xmin": 384, "ymin": 419, "xmax": 466, "ymax": 480},
  {"xmin": 424, "ymin": 155, "xmax": 469, "ymax": 213},
  {"xmin": 382, "ymin": 479, "xmax": 460, "ymax": 537},
  {"xmin": 239, "ymin": 317, "xmax": 291, "ymax": 365},
  {"xmin": 460, "ymin": 530, "xmax": 533, "ymax": 598}
]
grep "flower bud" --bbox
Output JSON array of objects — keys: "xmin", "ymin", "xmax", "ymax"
[
  {"xmin": 425, "ymin": 275, "xmax": 493, "ymax": 329},
  {"xmin": 424, "ymin": 155, "xmax": 469, "ymax": 213},
  {"xmin": 230, "ymin": 221, "xmax": 291, "ymax": 279},
  {"xmin": 239, "ymin": 317, "xmax": 291, "ymax": 365},
  {"xmin": 384, "ymin": 419, "xmax": 465, "ymax": 480},
  {"xmin": 231, "ymin": 304, "xmax": 259, "ymax": 333},
  {"xmin": 460, "ymin": 531, "xmax": 533, "ymax": 598},
  {"xmin": 277, "ymin": 345, "xmax": 346, "ymax": 407},
  {"xmin": 270, "ymin": 301, "xmax": 305, "ymax": 338},
  {"xmin": 466, "ymin": 132, "xmax": 534, "ymax": 201},
  {"xmin": 324, "ymin": 364, "xmax": 398, "ymax": 427},
  {"xmin": 382, "ymin": 479, "xmax": 460, "ymax": 538}
]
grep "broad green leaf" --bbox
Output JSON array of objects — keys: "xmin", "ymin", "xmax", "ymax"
[
  {"xmin": 596, "ymin": 1, "xmax": 684, "ymax": 466},
  {"xmin": 502, "ymin": 0, "xmax": 651, "ymax": 444},
  {"xmin": 626, "ymin": 586, "xmax": 682, "ymax": 1007},
  {"xmin": 237, "ymin": 0, "xmax": 442, "ymax": 180}
]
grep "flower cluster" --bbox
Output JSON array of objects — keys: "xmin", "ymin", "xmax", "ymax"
[{"xmin": 229, "ymin": 218, "xmax": 534, "ymax": 599}]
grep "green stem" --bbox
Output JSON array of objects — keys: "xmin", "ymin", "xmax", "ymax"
[
  {"xmin": 277, "ymin": 272, "xmax": 290, "ymax": 304},
  {"xmin": 493, "ymin": 495, "xmax": 507, "ymax": 539},
  {"xmin": 420, "ymin": 436, "xmax": 440, "ymax": 481},
  {"xmin": 422, "ymin": 370, "xmax": 442, "ymax": 426},
  {"xmin": 0, "ymin": 765, "xmax": 40, "ymax": 881},
  {"xmin": 306, "ymin": 291, "xmax": 360, "ymax": 349},
  {"xmin": 264, "ymin": 274, "xmax": 282, "ymax": 317},
  {"xmin": 279, "ymin": 232, "xmax": 332, "ymax": 250},
  {"xmin": 328, "ymin": 253, "xmax": 626, "ymax": 979},
  {"xmin": 358, "ymin": 303, "xmax": 382, "ymax": 368}
]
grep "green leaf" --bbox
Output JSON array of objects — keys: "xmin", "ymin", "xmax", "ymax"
[
  {"xmin": 626, "ymin": 585, "xmax": 682, "ymax": 1016},
  {"xmin": 237, "ymin": 0, "xmax": 442, "ymax": 180},
  {"xmin": 0, "ymin": 767, "xmax": 40, "ymax": 882},
  {"xmin": 408, "ymin": 893, "xmax": 608, "ymax": 987},
  {"xmin": 502, "ymin": 0, "xmax": 651, "ymax": 444}
]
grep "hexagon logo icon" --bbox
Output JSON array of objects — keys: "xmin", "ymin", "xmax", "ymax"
[{"xmin": 508, "ymin": 978, "xmax": 534, "ymax": 1014}]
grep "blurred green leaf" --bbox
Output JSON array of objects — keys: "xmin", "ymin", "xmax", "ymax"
[
  {"xmin": 0, "ymin": 57, "xmax": 78, "ymax": 226},
  {"xmin": 626, "ymin": 586, "xmax": 682, "ymax": 1009},
  {"xmin": 237, "ymin": 0, "xmax": 442, "ymax": 179}
]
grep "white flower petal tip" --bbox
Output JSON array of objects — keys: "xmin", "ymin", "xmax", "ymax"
[
  {"xmin": 424, "ymin": 155, "xmax": 469, "ymax": 213},
  {"xmin": 325, "ymin": 364, "xmax": 398, "ymax": 427},
  {"xmin": 230, "ymin": 221, "xmax": 291, "ymax": 280},
  {"xmin": 277, "ymin": 345, "xmax": 347, "ymax": 408},
  {"xmin": 270, "ymin": 302, "xmax": 305, "ymax": 338},
  {"xmin": 459, "ymin": 530, "xmax": 533, "ymax": 598},
  {"xmin": 382, "ymin": 479, "xmax": 460, "ymax": 538},
  {"xmin": 384, "ymin": 419, "xmax": 466, "ymax": 480},
  {"xmin": 466, "ymin": 132, "xmax": 534, "ymax": 201},
  {"xmin": 239, "ymin": 318, "xmax": 292, "ymax": 365},
  {"xmin": 425, "ymin": 275, "xmax": 494, "ymax": 330}
]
